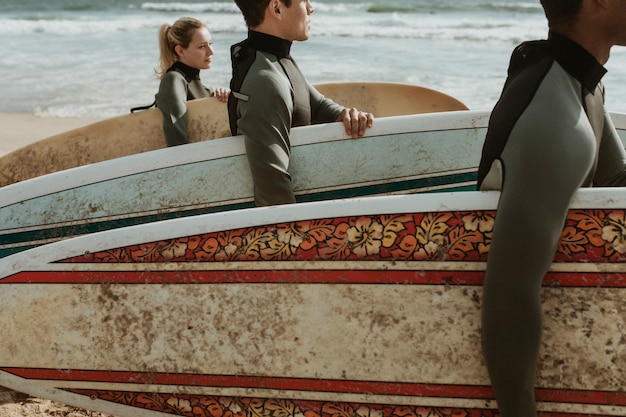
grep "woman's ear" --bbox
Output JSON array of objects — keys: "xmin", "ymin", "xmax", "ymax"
[{"xmin": 174, "ymin": 44, "xmax": 184, "ymax": 59}]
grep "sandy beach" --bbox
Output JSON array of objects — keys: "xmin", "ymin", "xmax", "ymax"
[
  {"xmin": 0, "ymin": 112, "xmax": 110, "ymax": 416},
  {"xmin": 0, "ymin": 113, "xmax": 103, "ymax": 158}
]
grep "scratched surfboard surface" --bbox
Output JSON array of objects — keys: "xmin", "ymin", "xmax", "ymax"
[{"xmin": 1, "ymin": 190, "xmax": 625, "ymax": 417}]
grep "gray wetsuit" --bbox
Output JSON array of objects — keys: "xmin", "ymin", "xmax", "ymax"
[
  {"xmin": 228, "ymin": 30, "xmax": 344, "ymax": 206},
  {"xmin": 156, "ymin": 61, "xmax": 211, "ymax": 147},
  {"xmin": 477, "ymin": 31, "xmax": 626, "ymax": 417}
]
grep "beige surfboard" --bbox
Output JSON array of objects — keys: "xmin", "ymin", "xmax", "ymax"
[
  {"xmin": 0, "ymin": 82, "xmax": 468, "ymax": 187},
  {"xmin": 0, "ymin": 98, "xmax": 230, "ymax": 188},
  {"xmin": 315, "ymin": 81, "xmax": 468, "ymax": 116}
]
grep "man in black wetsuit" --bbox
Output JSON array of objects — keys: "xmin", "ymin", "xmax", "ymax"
[
  {"xmin": 477, "ymin": 1, "xmax": 626, "ymax": 416},
  {"xmin": 229, "ymin": 0, "xmax": 374, "ymax": 206}
]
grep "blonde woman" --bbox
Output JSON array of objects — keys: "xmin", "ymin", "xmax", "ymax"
[{"xmin": 156, "ymin": 17, "xmax": 229, "ymax": 146}]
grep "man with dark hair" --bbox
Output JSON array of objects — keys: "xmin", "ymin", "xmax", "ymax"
[
  {"xmin": 229, "ymin": 0, "xmax": 374, "ymax": 206},
  {"xmin": 540, "ymin": 0, "xmax": 583, "ymax": 26},
  {"xmin": 478, "ymin": 0, "xmax": 626, "ymax": 416}
]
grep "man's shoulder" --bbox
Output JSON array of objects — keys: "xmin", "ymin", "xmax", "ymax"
[
  {"xmin": 242, "ymin": 68, "xmax": 291, "ymax": 104},
  {"xmin": 232, "ymin": 42, "xmax": 284, "ymax": 82},
  {"xmin": 507, "ymin": 40, "xmax": 550, "ymax": 75},
  {"xmin": 239, "ymin": 54, "xmax": 290, "ymax": 94},
  {"xmin": 230, "ymin": 37, "xmax": 293, "ymax": 109},
  {"xmin": 493, "ymin": 59, "xmax": 580, "ymax": 132},
  {"xmin": 230, "ymin": 39, "xmax": 252, "ymax": 63}
]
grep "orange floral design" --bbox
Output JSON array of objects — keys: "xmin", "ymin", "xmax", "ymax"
[
  {"xmin": 278, "ymin": 220, "xmax": 336, "ymax": 252},
  {"xmin": 560, "ymin": 209, "xmax": 626, "ymax": 262},
  {"xmin": 380, "ymin": 215, "xmax": 413, "ymax": 248},
  {"xmin": 346, "ymin": 217, "xmax": 384, "ymax": 257},
  {"xmin": 321, "ymin": 402, "xmax": 354, "ymax": 417},
  {"xmin": 64, "ymin": 209, "xmax": 626, "ymax": 265},
  {"xmin": 602, "ymin": 211, "xmax": 626, "ymax": 255},
  {"xmin": 560, "ymin": 210, "xmax": 599, "ymax": 256},
  {"xmin": 213, "ymin": 230, "xmax": 247, "ymax": 261},
  {"xmin": 74, "ymin": 391, "xmax": 496, "ymax": 417},
  {"xmin": 462, "ymin": 211, "xmax": 494, "ymax": 255},
  {"xmin": 390, "ymin": 212, "xmax": 481, "ymax": 261},
  {"xmin": 166, "ymin": 397, "xmax": 193, "ymax": 414}
]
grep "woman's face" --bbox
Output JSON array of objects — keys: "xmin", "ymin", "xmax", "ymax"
[{"xmin": 176, "ymin": 27, "xmax": 215, "ymax": 70}]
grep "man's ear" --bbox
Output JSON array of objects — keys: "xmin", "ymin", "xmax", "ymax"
[{"xmin": 268, "ymin": 0, "xmax": 282, "ymax": 19}]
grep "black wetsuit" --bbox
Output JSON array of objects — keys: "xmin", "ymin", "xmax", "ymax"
[
  {"xmin": 155, "ymin": 61, "xmax": 211, "ymax": 147},
  {"xmin": 228, "ymin": 30, "xmax": 344, "ymax": 206},
  {"xmin": 477, "ymin": 31, "xmax": 626, "ymax": 417}
]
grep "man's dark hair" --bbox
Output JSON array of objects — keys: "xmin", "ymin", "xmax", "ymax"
[
  {"xmin": 234, "ymin": 0, "xmax": 293, "ymax": 28},
  {"xmin": 540, "ymin": 0, "xmax": 583, "ymax": 28}
]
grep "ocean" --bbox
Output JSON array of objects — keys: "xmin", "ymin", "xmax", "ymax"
[{"xmin": 2, "ymin": 0, "xmax": 626, "ymax": 118}]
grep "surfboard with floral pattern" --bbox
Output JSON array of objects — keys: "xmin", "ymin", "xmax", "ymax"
[{"xmin": 1, "ymin": 190, "xmax": 625, "ymax": 417}]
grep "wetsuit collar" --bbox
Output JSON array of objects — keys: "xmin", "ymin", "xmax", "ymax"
[
  {"xmin": 548, "ymin": 31, "xmax": 606, "ymax": 93},
  {"xmin": 247, "ymin": 30, "xmax": 292, "ymax": 59},
  {"xmin": 169, "ymin": 61, "xmax": 201, "ymax": 81}
]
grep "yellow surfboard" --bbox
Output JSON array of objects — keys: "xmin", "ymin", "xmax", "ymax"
[{"xmin": 0, "ymin": 82, "xmax": 468, "ymax": 187}]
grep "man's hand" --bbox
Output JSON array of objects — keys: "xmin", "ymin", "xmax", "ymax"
[{"xmin": 337, "ymin": 107, "xmax": 374, "ymax": 138}]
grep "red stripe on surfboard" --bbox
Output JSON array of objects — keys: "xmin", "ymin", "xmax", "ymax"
[
  {"xmin": 2, "ymin": 270, "xmax": 626, "ymax": 287},
  {"xmin": 3, "ymin": 368, "xmax": 626, "ymax": 407},
  {"xmin": 3, "ymin": 368, "xmax": 492, "ymax": 399}
]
